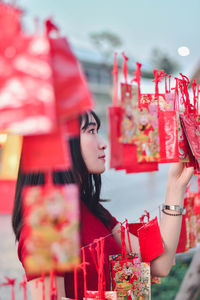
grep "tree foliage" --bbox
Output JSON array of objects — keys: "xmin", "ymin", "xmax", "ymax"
[
  {"xmin": 89, "ymin": 31, "xmax": 122, "ymax": 62},
  {"xmin": 150, "ymin": 48, "xmax": 179, "ymax": 74},
  {"xmin": 152, "ymin": 259, "xmax": 191, "ymax": 300}
]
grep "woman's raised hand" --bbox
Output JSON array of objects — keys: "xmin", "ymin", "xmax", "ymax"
[{"xmin": 167, "ymin": 162, "xmax": 194, "ymax": 191}]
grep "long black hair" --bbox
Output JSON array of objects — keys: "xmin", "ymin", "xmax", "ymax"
[{"xmin": 12, "ymin": 111, "xmax": 110, "ymax": 241}]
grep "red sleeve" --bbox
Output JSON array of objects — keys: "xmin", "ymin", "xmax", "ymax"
[
  {"xmin": 108, "ymin": 215, "xmax": 118, "ymax": 231},
  {"xmin": 100, "ymin": 204, "xmax": 119, "ymax": 231}
]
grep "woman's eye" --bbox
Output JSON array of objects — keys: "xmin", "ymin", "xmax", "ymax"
[{"xmin": 89, "ymin": 128, "xmax": 95, "ymax": 134}]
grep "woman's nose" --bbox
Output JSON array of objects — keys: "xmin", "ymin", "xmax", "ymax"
[{"xmin": 98, "ymin": 137, "xmax": 107, "ymax": 150}]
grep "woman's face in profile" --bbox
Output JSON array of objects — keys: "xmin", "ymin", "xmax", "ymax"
[{"xmin": 80, "ymin": 113, "xmax": 107, "ymax": 174}]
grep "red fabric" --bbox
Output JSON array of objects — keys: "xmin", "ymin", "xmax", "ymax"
[
  {"xmin": 0, "ymin": 180, "xmax": 16, "ymax": 213},
  {"xmin": 18, "ymin": 201, "xmax": 120, "ymax": 299}
]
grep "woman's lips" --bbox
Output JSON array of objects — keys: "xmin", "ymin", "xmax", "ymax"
[{"xmin": 98, "ymin": 155, "xmax": 106, "ymax": 161}]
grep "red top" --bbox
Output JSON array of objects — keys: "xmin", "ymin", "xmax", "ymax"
[{"xmin": 18, "ymin": 201, "xmax": 121, "ymax": 299}]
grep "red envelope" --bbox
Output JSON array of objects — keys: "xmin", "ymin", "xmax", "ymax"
[
  {"xmin": 137, "ymin": 217, "xmax": 165, "ymax": 262},
  {"xmin": 180, "ymin": 113, "xmax": 200, "ymax": 161},
  {"xmin": 158, "ymin": 111, "xmax": 179, "ymax": 163},
  {"xmin": 0, "ymin": 2, "xmax": 21, "ymax": 44},
  {"xmin": 21, "ymin": 130, "xmax": 71, "ymax": 172},
  {"xmin": 194, "ymin": 194, "xmax": 200, "ymax": 215},
  {"xmin": 176, "ymin": 215, "xmax": 188, "ymax": 253},
  {"xmin": 123, "ymin": 144, "xmax": 159, "ymax": 173},
  {"xmin": 22, "ymin": 183, "xmax": 80, "ymax": 275},
  {"xmin": 184, "ymin": 196, "xmax": 197, "ymax": 249},
  {"xmin": 108, "ymin": 106, "xmax": 124, "ymax": 169},
  {"xmin": 47, "ymin": 26, "xmax": 93, "ymax": 121},
  {"xmin": 62, "ymin": 117, "xmax": 80, "ymax": 138}
]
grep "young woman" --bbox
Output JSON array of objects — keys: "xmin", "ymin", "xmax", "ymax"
[{"xmin": 12, "ymin": 111, "xmax": 194, "ymax": 299}]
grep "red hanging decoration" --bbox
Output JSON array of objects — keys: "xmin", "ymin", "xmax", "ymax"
[
  {"xmin": 138, "ymin": 217, "xmax": 165, "ymax": 262},
  {"xmin": 21, "ymin": 129, "xmax": 71, "ymax": 172},
  {"xmin": 73, "ymin": 267, "xmax": 78, "ymax": 300},
  {"xmin": 125, "ymin": 219, "xmax": 133, "ymax": 253},
  {"xmin": 121, "ymin": 52, "xmax": 128, "ymax": 84},
  {"xmin": 50, "ymin": 271, "xmax": 58, "ymax": 300},
  {"xmin": 81, "ymin": 247, "xmax": 87, "ymax": 298},
  {"xmin": 112, "ymin": 52, "xmax": 118, "ymax": 106},
  {"xmin": 153, "ymin": 69, "xmax": 164, "ymax": 101},
  {"xmin": 0, "ymin": 277, "xmax": 16, "ymax": 300},
  {"xmin": 131, "ymin": 62, "xmax": 142, "ymax": 108}
]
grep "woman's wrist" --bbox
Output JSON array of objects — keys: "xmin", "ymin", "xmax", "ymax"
[{"xmin": 165, "ymin": 182, "xmax": 186, "ymax": 206}]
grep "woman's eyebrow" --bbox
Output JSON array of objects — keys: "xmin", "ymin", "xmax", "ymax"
[
  {"xmin": 87, "ymin": 122, "xmax": 97, "ymax": 127},
  {"xmin": 81, "ymin": 121, "xmax": 97, "ymax": 130}
]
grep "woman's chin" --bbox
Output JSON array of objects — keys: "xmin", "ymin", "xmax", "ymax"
[{"xmin": 89, "ymin": 166, "xmax": 106, "ymax": 174}]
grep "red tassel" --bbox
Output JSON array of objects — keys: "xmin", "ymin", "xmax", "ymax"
[
  {"xmin": 89, "ymin": 243, "xmax": 99, "ymax": 272},
  {"xmin": 81, "ymin": 247, "xmax": 87, "ymax": 298},
  {"xmin": 131, "ymin": 62, "xmax": 142, "ymax": 108},
  {"xmin": 192, "ymin": 79, "xmax": 198, "ymax": 115},
  {"xmin": 121, "ymin": 52, "xmax": 128, "ymax": 84},
  {"xmin": 179, "ymin": 73, "xmax": 192, "ymax": 115},
  {"xmin": 173, "ymin": 78, "xmax": 180, "ymax": 111},
  {"xmin": 50, "ymin": 271, "xmax": 57, "ymax": 300},
  {"xmin": 125, "ymin": 219, "xmax": 133, "ymax": 253},
  {"xmin": 144, "ymin": 210, "xmax": 150, "ymax": 221},
  {"xmin": 164, "ymin": 73, "xmax": 167, "ymax": 93},
  {"xmin": 74, "ymin": 267, "xmax": 78, "ymax": 300},
  {"xmin": 96, "ymin": 238, "xmax": 105, "ymax": 299},
  {"xmin": 153, "ymin": 69, "xmax": 164, "ymax": 105},
  {"xmin": 120, "ymin": 223, "xmax": 127, "ymax": 264},
  {"xmin": 0, "ymin": 277, "xmax": 16, "ymax": 300},
  {"xmin": 197, "ymin": 84, "xmax": 200, "ymax": 115},
  {"xmin": 45, "ymin": 18, "xmax": 59, "ymax": 35},
  {"xmin": 112, "ymin": 52, "xmax": 118, "ymax": 106},
  {"xmin": 140, "ymin": 210, "xmax": 150, "ymax": 223},
  {"xmin": 168, "ymin": 75, "xmax": 171, "ymax": 92},
  {"xmin": 19, "ymin": 276, "xmax": 27, "ymax": 300}
]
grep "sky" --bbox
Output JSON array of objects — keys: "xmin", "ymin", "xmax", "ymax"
[{"xmin": 18, "ymin": 0, "xmax": 200, "ymax": 75}]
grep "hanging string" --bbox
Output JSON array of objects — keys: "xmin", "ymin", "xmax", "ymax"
[
  {"xmin": 112, "ymin": 52, "xmax": 118, "ymax": 106},
  {"xmin": 121, "ymin": 52, "xmax": 128, "ymax": 84},
  {"xmin": 19, "ymin": 276, "xmax": 27, "ymax": 300}
]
